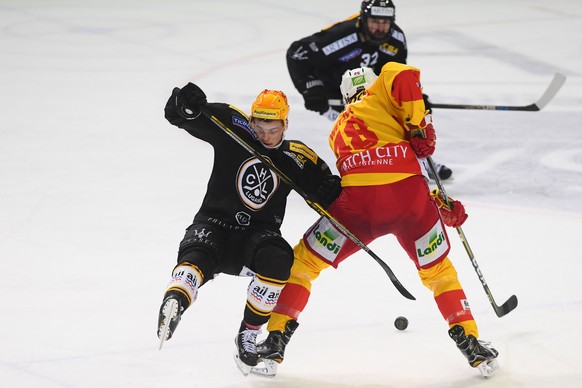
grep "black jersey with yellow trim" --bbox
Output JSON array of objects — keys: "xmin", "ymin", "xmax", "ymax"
[
  {"xmin": 164, "ymin": 98, "xmax": 333, "ymax": 232},
  {"xmin": 286, "ymin": 15, "xmax": 408, "ymax": 101}
]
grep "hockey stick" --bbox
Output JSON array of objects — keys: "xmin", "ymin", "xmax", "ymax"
[
  {"xmin": 429, "ymin": 73, "xmax": 566, "ymax": 111},
  {"xmin": 330, "ymin": 73, "xmax": 566, "ymax": 112},
  {"xmin": 425, "ymin": 157, "xmax": 518, "ymax": 317},
  {"xmin": 199, "ymin": 106, "xmax": 415, "ymax": 301}
]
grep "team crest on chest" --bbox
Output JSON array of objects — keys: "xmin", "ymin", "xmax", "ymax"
[{"xmin": 236, "ymin": 157, "xmax": 279, "ymax": 210}]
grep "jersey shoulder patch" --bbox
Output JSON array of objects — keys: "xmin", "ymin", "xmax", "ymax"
[
  {"xmin": 390, "ymin": 29, "xmax": 406, "ymax": 45},
  {"xmin": 288, "ymin": 141, "xmax": 318, "ymax": 164},
  {"xmin": 228, "ymin": 104, "xmax": 253, "ymax": 134}
]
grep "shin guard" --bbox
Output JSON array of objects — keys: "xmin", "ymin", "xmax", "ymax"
[
  {"xmin": 419, "ymin": 257, "xmax": 478, "ymax": 337},
  {"xmin": 244, "ymin": 274, "xmax": 286, "ymax": 326},
  {"xmin": 166, "ymin": 263, "xmax": 203, "ymax": 306}
]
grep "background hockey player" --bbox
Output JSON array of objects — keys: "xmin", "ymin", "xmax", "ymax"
[
  {"xmin": 286, "ymin": 0, "xmax": 452, "ymax": 180},
  {"xmin": 157, "ymin": 83, "xmax": 341, "ymax": 375},
  {"xmin": 257, "ymin": 64, "xmax": 499, "ymax": 377}
]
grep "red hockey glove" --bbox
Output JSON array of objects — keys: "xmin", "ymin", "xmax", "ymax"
[
  {"xmin": 431, "ymin": 189, "xmax": 468, "ymax": 228},
  {"xmin": 408, "ymin": 114, "xmax": 436, "ymax": 158}
]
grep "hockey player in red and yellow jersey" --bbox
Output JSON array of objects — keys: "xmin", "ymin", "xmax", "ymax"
[{"xmin": 255, "ymin": 62, "xmax": 499, "ymax": 377}]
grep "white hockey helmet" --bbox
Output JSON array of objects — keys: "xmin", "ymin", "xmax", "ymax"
[{"xmin": 339, "ymin": 67, "xmax": 378, "ymax": 104}]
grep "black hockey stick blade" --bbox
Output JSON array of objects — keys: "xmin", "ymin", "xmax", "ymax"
[
  {"xmin": 493, "ymin": 294, "xmax": 518, "ymax": 318},
  {"xmin": 376, "ymin": 259, "xmax": 416, "ymax": 300},
  {"xmin": 431, "ymin": 73, "xmax": 566, "ymax": 111}
]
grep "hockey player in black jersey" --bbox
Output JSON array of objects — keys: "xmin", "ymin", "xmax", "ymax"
[
  {"xmin": 156, "ymin": 83, "xmax": 341, "ymax": 376},
  {"xmin": 286, "ymin": 0, "xmax": 453, "ymax": 180},
  {"xmin": 287, "ymin": 0, "xmax": 406, "ymax": 118}
]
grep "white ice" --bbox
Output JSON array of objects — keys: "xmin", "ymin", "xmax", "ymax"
[{"xmin": 1, "ymin": 1, "xmax": 581, "ymax": 387}]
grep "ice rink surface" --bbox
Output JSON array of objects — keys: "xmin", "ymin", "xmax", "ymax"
[{"xmin": 1, "ymin": 1, "xmax": 581, "ymax": 387}]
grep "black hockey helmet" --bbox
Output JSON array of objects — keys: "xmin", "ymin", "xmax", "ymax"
[{"xmin": 360, "ymin": 0, "xmax": 396, "ymax": 43}]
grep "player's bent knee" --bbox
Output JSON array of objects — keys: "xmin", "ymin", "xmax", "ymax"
[{"xmin": 253, "ymin": 237, "xmax": 294, "ymax": 281}]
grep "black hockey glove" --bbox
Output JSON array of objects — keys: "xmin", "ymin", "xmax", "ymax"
[
  {"xmin": 422, "ymin": 93, "xmax": 433, "ymax": 114},
  {"xmin": 175, "ymin": 83, "xmax": 207, "ymax": 119},
  {"xmin": 313, "ymin": 175, "xmax": 342, "ymax": 209},
  {"xmin": 302, "ymin": 82, "xmax": 329, "ymax": 114}
]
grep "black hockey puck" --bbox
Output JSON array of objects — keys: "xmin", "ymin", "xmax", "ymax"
[{"xmin": 394, "ymin": 316, "xmax": 408, "ymax": 331}]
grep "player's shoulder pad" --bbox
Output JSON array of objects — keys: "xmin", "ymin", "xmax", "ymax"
[
  {"xmin": 390, "ymin": 28, "xmax": 406, "ymax": 45},
  {"xmin": 227, "ymin": 104, "xmax": 253, "ymax": 134},
  {"xmin": 286, "ymin": 141, "xmax": 318, "ymax": 164},
  {"xmin": 228, "ymin": 104, "xmax": 249, "ymax": 120},
  {"xmin": 321, "ymin": 14, "xmax": 359, "ymax": 32}
]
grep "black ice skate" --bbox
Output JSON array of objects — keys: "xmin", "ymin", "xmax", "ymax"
[
  {"xmin": 449, "ymin": 325, "xmax": 499, "ymax": 377},
  {"xmin": 252, "ymin": 320, "xmax": 299, "ymax": 377},
  {"xmin": 233, "ymin": 321, "xmax": 261, "ymax": 376},
  {"xmin": 157, "ymin": 294, "xmax": 185, "ymax": 349}
]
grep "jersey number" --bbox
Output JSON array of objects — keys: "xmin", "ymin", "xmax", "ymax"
[
  {"xmin": 331, "ymin": 115, "xmax": 378, "ymax": 158},
  {"xmin": 360, "ymin": 52, "xmax": 378, "ymax": 68}
]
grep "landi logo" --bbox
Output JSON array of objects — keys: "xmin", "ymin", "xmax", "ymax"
[
  {"xmin": 305, "ymin": 218, "xmax": 347, "ymax": 263},
  {"xmin": 414, "ymin": 221, "xmax": 449, "ymax": 266},
  {"xmin": 352, "ymin": 74, "xmax": 366, "ymax": 86},
  {"xmin": 417, "ymin": 230, "xmax": 446, "ymax": 257},
  {"xmin": 313, "ymin": 225, "xmax": 342, "ymax": 254}
]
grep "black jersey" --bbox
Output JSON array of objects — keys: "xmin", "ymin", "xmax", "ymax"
[
  {"xmin": 165, "ymin": 99, "xmax": 333, "ymax": 233},
  {"xmin": 287, "ymin": 15, "xmax": 407, "ymax": 102}
]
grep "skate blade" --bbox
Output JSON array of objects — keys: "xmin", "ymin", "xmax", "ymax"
[
  {"xmin": 158, "ymin": 299, "xmax": 179, "ymax": 350},
  {"xmin": 233, "ymin": 350, "xmax": 252, "ymax": 376},
  {"xmin": 477, "ymin": 358, "xmax": 499, "ymax": 378},
  {"xmin": 250, "ymin": 359, "xmax": 278, "ymax": 378}
]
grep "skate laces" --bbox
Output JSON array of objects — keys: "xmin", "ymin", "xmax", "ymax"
[{"xmin": 239, "ymin": 328, "xmax": 261, "ymax": 353}]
